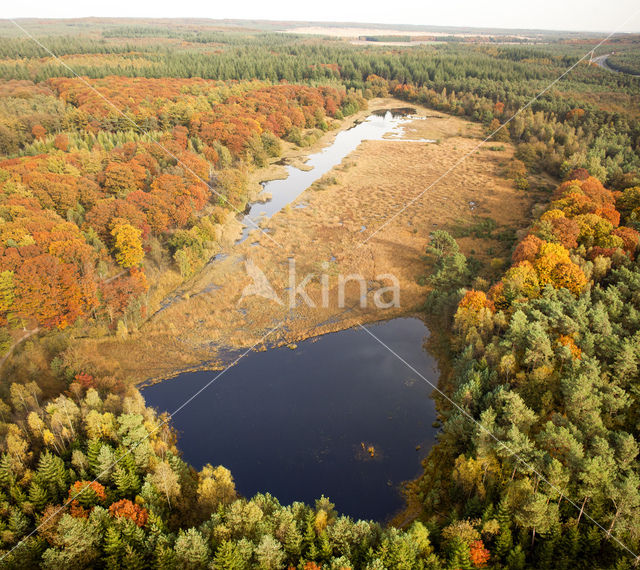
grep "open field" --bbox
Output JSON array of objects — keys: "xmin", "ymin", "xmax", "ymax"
[
  {"xmin": 284, "ymin": 26, "xmax": 537, "ymax": 43},
  {"xmin": 74, "ymin": 101, "xmax": 539, "ymax": 383}
]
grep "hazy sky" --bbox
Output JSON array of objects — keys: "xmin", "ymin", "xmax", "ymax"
[{"xmin": 3, "ymin": 0, "xmax": 640, "ymax": 33}]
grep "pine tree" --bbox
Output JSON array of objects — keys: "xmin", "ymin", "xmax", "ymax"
[
  {"xmin": 36, "ymin": 451, "xmax": 68, "ymax": 500},
  {"xmin": 448, "ymin": 536, "xmax": 472, "ymax": 570},
  {"xmin": 212, "ymin": 540, "xmax": 246, "ymax": 570},
  {"xmin": 103, "ymin": 526, "xmax": 125, "ymax": 569},
  {"xmin": 28, "ymin": 481, "xmax": 49, "ymax": 510}
]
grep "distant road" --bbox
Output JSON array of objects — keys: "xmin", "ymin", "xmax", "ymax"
[{"xmin": 592, "ymin": 53, "xmax": 640, "ymax": 77}]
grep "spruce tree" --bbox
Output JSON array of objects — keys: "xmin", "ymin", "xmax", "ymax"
[
  {"xmin": 495, "ymin": 500, "xmax": 514, "ymax": 560},
  {"xmin": 318, "ymin": 529, "xmax": 332, "ymax": 561},
  {"xmin": 36, "ymin": 451, "xmax": 67, "ymax": 500},
  {"xmin": 448, "ymin": 536, "xmax": 472, "ymax": 570},
  {"xmin": 303, "ymin": 512, "xmax": 318, "ymax": 560},
  {"xmin": 28, "ymin": 482, "xmax": 49, "ymax": 511},
  {"xmin": 87, "ymin": 439, "xmax": 103, "ymax": 475},
  {"xmin": 0, "ymin": 453, "xmax": 15, "ymax": 489},
  {"xmin": 153, "ymin": 543, "xmax": 178, "ymax": 569},
  {"xmin": 103, "ymin": 526, "xmax": 125, "ymax": 569},
  {"xmin": 283, "ymin": 522, "xmax": 302, "ymax": 560},
  {"xmin": 212, "ymin": 540, "xmax": 246, "ymax": 570},
  {"xmin": 505, "ymin": 544, "xmax": 526, "ymax": 570}
]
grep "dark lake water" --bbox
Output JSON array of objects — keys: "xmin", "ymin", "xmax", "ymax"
[
  {"xmin": 238, "ymin": 108, "xmax": 419, "ymax": 242},
  {"xmin": 141, "ymin": 317, "xmax": 439, "ymax": 521}
]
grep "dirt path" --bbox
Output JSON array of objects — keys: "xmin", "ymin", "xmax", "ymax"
[{"xmin": 77, "ymin": 102, "xmax": 536, "ymax": 383}]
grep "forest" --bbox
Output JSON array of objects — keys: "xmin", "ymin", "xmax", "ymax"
[
  {"xmin": 0, "ymin": 19, "xmax": 639, "ymax": 569},
  {"xmin": 607, "ymin": 51, "xmax": 640, "ymax": 76},
  {"xmin": 0, "ymin": 77, "xmax": 360, "ymax": 344}
]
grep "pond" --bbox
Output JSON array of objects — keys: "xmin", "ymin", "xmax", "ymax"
[
  {"xmin": 237, "ymin": 108, "xmax": 422, "ymax": 242},
  {"xmin": 141, "ymin": 317, "xmax": 439, "ymax": 522}
]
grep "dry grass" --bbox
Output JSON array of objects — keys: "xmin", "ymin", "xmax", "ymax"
[{"xmin": 76, "ymin": 102, "xmax": 537, "ymax": 384}]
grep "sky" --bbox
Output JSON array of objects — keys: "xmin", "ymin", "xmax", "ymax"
[{"xmin": 3, "ymin": 0, "xmax": 640, "ymax": 33}]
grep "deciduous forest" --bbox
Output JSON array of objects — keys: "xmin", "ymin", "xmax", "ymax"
[{"xmin": 0, "ymin": 18, "xmax": 639, "ymax": 569}]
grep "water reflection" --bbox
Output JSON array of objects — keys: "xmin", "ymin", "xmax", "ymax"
[
  {"xmin": 238, "ymin": 109, "xmax": 418, "ymax": 242},
  {"xmin": 141, "ymin": 317, "xmax": 438, "ymax": 521}
]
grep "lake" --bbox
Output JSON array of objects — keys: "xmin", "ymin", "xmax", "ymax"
[{"xmin": 141, "ymin": 317, "xmax": 439, "ymax": 521}]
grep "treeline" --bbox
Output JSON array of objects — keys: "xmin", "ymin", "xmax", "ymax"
[
  {"xmin": 103, "ymin": 27, "xmax": 304, "ymax": 47},
  {"xmin": 1, "ymin": 33, "xmax": 632, "ymax": 92},
  {"xmin": 384, "ymin": 79, "xmax": 640, "ymax": 186},
  {"xmin": 0, "ymin": 353, "xmax": 460, "ymax": 569},
  {"xmin": 0, "ymin": 37, "xmax": 138, "ymax": 59},
  {"xmin": 0, "ymin": 78, "xmax": 362, "ymax": 341},
  {"xmin": 606, "ymin": 52, "xmax": 640, "ymax": 76},
  {"xmin": 418, "ymin": 169, "xmax": 640, "ymax": 568},
  {"xmin": 359, "ymin": 36, "xmax": 412, "ymax": 43},
  {"xmin": 2, "ymin": 32, "xmax": 638, "ymax": 189}
]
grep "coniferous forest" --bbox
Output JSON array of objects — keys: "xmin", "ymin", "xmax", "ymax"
[{"xmin": 0, "ymin": 18, "xmax": 639, "ymax": 569}]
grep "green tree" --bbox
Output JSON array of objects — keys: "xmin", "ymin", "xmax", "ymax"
[
  {"xmin": 255, "ymin": 534, "xmax": 285, "ymax": 570},
  {"xmin": 173, "ymin": 528, "xmax": 210, "ymax": 569},
  {"xmin": 212, "ymin": 540, "xmax": 249, "ymax": 570}
]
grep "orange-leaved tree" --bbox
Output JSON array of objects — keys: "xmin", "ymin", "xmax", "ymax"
[{"xmin": 109, "ymin": 499, "xmax": 149, "ymax": 527}]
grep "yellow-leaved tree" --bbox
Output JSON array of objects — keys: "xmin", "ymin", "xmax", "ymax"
[{"xmin": 111, "ymin": 223, "xmax": 144, "ymax": 268}]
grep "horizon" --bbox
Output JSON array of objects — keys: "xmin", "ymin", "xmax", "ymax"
[
  {"xmin": 2, "ymin": 0, "xmax": 640, "ymax": 35},
  {"xmin": 3, "ymin": 16, "xmax": 640, "ymax": 36}
]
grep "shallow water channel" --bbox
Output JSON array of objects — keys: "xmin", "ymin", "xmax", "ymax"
[{"xmin": 238, "ymin": 107, "xmax": 426, "ymax": 242}]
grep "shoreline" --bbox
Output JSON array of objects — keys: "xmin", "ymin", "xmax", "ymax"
[
  {"xmin": 135, "ymin": 309, "xmax": 429, "ymax": 388},
  {"xmin": 141, "ymin": 97, "xmax": 405, "ymax": 320},
  {"xmin": 71, "ymin": 99, "xmax": 536, "ymax": 385}
]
